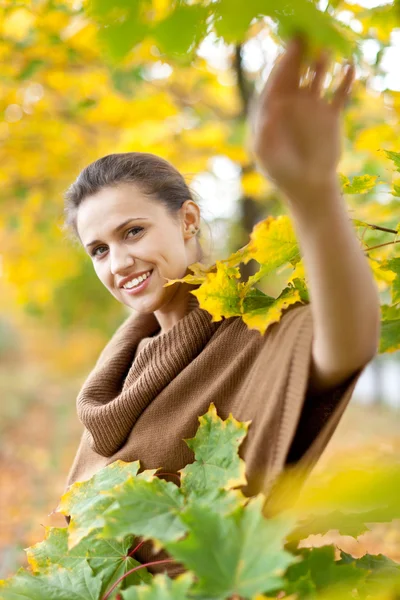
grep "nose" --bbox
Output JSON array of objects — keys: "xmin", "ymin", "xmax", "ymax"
[{"xmin": 109, "ymin": 245, "xmax": 135, "ymax": 275}]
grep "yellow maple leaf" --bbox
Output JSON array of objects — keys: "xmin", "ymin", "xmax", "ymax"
[
  {"xmin": 246, "ymin": 215, "xmax": 301, "ymax": 274},
  {"xmin": 368, "ymin": 257, "xmax": 396, "ymax": 292},
  {"xmin": 163, "ymin": 262, "xmax": 215, "ymax": 288},
  {"xmin": 242, "ymin": 287, "xmax": 302, "ymax": 335},
  {"xmin": 287, "ymin": 259, "xmax": 306, "ymax": 284},
  {"xmin": 191, "ymin": 261, "xmax": 242, "ymax": 321}
]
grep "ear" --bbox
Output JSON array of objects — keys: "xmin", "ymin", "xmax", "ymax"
[{"xmin": 181, "ymin": 200, "xmax": 201, "ymax": 237}]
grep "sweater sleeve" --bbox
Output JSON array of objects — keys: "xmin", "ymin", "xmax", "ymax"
[
  {"xmin": 282, "ymin": 302, "xmax": 369, "ymax": 471},
  {"xmin": 285, "ymin": 366, "xmax": 364, "ymax": 467},
  {"xmin": 243, "ymin": 300, "xmax": 371, "ymax": 511}
]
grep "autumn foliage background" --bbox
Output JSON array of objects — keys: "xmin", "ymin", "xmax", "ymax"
[{"xmin": 1, "ymin": 0, "xmax": 400, "ymax": 581}]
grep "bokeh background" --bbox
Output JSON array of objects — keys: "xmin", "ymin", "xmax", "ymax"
[{"xmin": 1, "ymin": 0, "xmax": 400, "ymax": 578}]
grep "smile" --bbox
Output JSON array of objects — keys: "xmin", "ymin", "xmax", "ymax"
[{"xmin": 122, "ymin": 270, "xmax": 153, "ymax": 294}]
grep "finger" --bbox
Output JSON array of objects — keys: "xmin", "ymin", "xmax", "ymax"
[
  {"xmin": 260, "ymin": 36, "xmax": 307, "ymax": 106},
  {"xmin": 309, "ymin": 49, "xmax": 331, "ymax": 96},
  {"xmin": 331, "ymin": 62, "xmax": 356, "ymax": 110}
]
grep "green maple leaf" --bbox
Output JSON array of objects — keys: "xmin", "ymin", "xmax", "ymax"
[
  {"xmin": 0, "ymin": 560, "xmax": 104, "ymax": 600},
  {"xmin": 101, "ymin": 475, "xmax": 186, "ymax": 544},
  {"xmin": 153, "ymin": 5, "xmax": 209, "ymax": 57},
  {"xmin": 121, "ymin": 573, "xmax": 194, "ymax": 600},
  {"xmin": 26, "ymin": 527, "xmax": 151, "ymax": 597},
  {"xmin": 339, "ymin": 551, "xmax": 400, "ymax": 574},
  {"xmin": 338, "ymin": 551, "xmax": 400, "ymax": 594},
  {"xmin": 288, "ymin": 509, "xmax": 378, "ymax": 542},
  {"xmin": 381, "ymin": 257, "xmax": 400, "ymax": 304},
  {"xmin": 165, "ymin": 495, "xmax": 296, "ymax": 599},
  {"xmin": 341, "ymin": 174, "xmax": 379, "ymax": 194},
  {"xmin": 242, "ymin": 279, "xmax": 302, "ymax": 334},
  {"xmin": 101, "ymin": 403, "xmax": 251, "ymax": 544},
  {"xmin": 285, "ymin": 546, "xmax": 367, "ymax": 598},
  {"xmin": 213, "ymin": 0, "xmax": 353, "ymax": 54},
  {"xmin": 384, "ymin": 149, "xmax": 400, "ymax": 172},
  {"xmin": 290, "ymin": 460, "xmax": 400, "ymax": 539},
  {"xmin": 56, "ymin": 460, "xmax": 156, "ymax": 549},
  {"xmin": 180, "ymin": 402, "xmax": 250, "ymax": 506},
  {"xmin": 380, "ymin": 304, "xmax": 400, "ymax": 353}
]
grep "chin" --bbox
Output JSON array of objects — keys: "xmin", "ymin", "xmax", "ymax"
[{"xmin": 123, "ymin": 291, "xmax": 164, "ymax": 314}]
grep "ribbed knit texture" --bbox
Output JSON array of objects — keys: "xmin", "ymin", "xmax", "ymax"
[
  {"xmin": 77, "ymin": 294, "xmax": 205, "ymax": 457},
  {"xmin": 65, "ymin": 295, "xmax": 366, "ymax": 577}
]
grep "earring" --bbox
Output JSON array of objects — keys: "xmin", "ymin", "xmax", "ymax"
[{"xmin": 190, "ymin": 226, "xmax": 198, "ymax": 234}]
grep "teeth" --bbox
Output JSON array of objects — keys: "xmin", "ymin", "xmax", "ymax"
[{"xmin": 123, "ymin": 270, "xmax": 152, "ymax": 289}]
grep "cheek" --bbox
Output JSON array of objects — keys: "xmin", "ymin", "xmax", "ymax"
[
  {"xmin": 150, "ymin": 230, "xmax": 185, "ymax": 270},
  {"xmin": 160, "ymin": 247, "xmax": 187, "ymax": 279}
]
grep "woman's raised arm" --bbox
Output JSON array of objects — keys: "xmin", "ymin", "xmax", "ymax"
[{"xmin": 250, "ymin": 37, "xmax": 381, "ymax": 394}]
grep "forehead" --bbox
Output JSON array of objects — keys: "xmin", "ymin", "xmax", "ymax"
[{"xmin": 76, "ymin": 183, "xmax": 163, "ymax": 239}]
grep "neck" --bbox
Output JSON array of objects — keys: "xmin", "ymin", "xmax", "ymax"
[{"xmin": 153, "ymin": 284, "xmax": 200, "ymax": 336}]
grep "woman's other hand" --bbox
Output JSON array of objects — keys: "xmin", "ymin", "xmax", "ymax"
[{"xmin": 250, "ymin": 36, "xmax": 356, "ymax": 211}]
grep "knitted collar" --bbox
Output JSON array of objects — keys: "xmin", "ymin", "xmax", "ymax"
[{"xmin": 77, "ymin": 292, "xmax": 221, "ymax": 457}]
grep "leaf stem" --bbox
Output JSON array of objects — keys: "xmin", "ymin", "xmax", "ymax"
[
  {"xmin": 352, "ymin": 220, "xmax": 398, "ymax": 235},
  {"xmin": 101, "ymin": 559, "xmax": 176, "ymax": 600},
  {"xmin": 127, "ymin": 539, "xmax": 146, "ymax": 558},
  {"xmin": 364, "ymin": 239, "xmax": 400, "ymax": 254}
]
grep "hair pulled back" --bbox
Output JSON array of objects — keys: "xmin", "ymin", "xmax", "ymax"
[{"xmin": 62, "ymin": 152, "xmax": 204, "ymax": 261}]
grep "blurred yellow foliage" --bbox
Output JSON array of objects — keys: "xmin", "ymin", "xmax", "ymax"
[
  {"xmin": 1, "ymin": 0, "xmax": 400, "ymax": 373},
  {"xmin": 355, "ymin": 123, "xmax": 398, "ymax": 158},
  {"xmin": 1, "ymin": 8, "xmax": 35, "ymax": 41},
  {"xmin": 241, "ymin": 170, "xmax": 271, "ymax": 198}
]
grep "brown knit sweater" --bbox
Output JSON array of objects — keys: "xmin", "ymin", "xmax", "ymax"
[{"xmin": 64, "ymin": 293, "xmax": 366, "ymax": 576}]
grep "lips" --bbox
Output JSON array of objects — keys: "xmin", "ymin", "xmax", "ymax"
[
  {"xmin": 122, "ymin": 269, "xmax": 153, "ymax": 295},
  {"xmin": 119, "ymin": 269, "xmax": 153, "ymax": 289}
]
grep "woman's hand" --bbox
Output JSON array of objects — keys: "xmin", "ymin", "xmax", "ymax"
[{"xmin": 250, "ymin": 37, "xmax": 355, "ymax": 212}]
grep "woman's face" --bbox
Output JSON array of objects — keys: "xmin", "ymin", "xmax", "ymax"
[{"xmin": 76, "ymin": 182, "xmax": 201, "ymax": 313}]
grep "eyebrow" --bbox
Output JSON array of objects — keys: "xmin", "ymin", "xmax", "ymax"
[{"xmin": 85, "ymin": 218, "xmax": 149, "ymax": 249}]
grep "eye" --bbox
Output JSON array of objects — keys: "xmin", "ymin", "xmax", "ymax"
[{"xmin": 91, "ymin": 226, "xmax": 144, "ymax": 258}]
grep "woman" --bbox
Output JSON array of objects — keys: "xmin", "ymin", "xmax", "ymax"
[{"xmin": 62, "ymin": 38, "xmax": 380, "ymax": 575}]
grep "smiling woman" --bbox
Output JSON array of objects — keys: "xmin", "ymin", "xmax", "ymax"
[
  {"xmin": 61, "ymin": 147, "xmax": 370, "ymax": 579},
  {"xmin": 62, "ymin": 152, "xmax": 206, "ymax": 334}
]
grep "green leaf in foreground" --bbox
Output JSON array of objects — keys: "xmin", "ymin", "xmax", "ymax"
[
  {"xmin": 339, "ymin": 550, "xmax": 400, "ymax": 575},
  {"xmin": 121, "ymin": 573, "xmax": 195, "ymax": 600},
  {"xmin": 165, "ymin": 495, "xmax": 296, "ymax": 599},
  {"xmin": 153, "ymin": 4, "xmax": 209, "ymax": 58},
  {"xmin": 380, "ymin": 304, "xmax": 400, "ymax": 353},
  {"xmin": 180, "ymin": 402, "xmax": 250, "ymax": 504},
  {"xmin": 285, "ymin": 547, "xmax": 400, "ymax": 599},
  {"xmin": 338, "ymin": 551, "xmax": 400, "ymax": 594},
  {"xmin": 101, "ymin": 402, "xmax": 251, "ymax": 545},
  {"xmin": 285, "ymin": 546, "xmax": 367, "ymax": 598},
  {"xmin": 381, "ymin": 257, "xmax": 400, "ymax": 304},
  {"xmin": 293, "ymin": 461, "xmax": 400, "ymax": 529},
  {"xmin": 3, "ymin": 403, "xmax": 400, "ymax": 600},
  {"xmin": 101, "ymin": 475, "xmax": 186, "ymax": 545},
  {"xmin": 0, "ymin": 561, "xmax": 104, "ymax": 600},
  {"xmin": 26, "ymin": 526, "xmax": 151, "ymax": 597},
  {"xmin": 56, "ymin": 460, "xmax": 146, "ymax": 549}
]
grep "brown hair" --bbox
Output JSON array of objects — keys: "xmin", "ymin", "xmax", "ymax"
[{"xmin": 61, "ymin": 152, "xmax": 207, "ymax": 261}]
